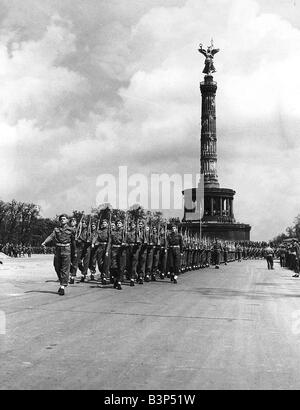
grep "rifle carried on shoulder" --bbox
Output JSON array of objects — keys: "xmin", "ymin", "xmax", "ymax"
[{"xmin": 75, "ymin": 212, "xmax": 85, "ymax": 241}]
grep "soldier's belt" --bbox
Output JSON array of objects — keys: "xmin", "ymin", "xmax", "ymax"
[
  {"xmin": 112, "ymin": 245, "xmax": 122, "ymax": 247},
  {"xmin": 99, "ymin": 242, "xmax": 108, "ymax": 245},
  {"xmin": 169, "ymin": 245, "xmax": 180, "ymax": 248},
  {"xmin": 56, "ymin": 243, "xmax": 70, "ymax": 247}
]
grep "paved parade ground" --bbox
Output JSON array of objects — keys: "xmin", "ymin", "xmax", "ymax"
[{"xmin": 1, "ymin": 255, "xmax": 300, "ymax": 390}]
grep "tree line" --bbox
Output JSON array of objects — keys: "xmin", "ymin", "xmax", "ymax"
[{"xmin": 272, "ymin": 214, "xmax": 300, "ymax": 244}]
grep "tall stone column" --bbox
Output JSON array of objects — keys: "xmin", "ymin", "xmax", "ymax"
[{"xmin": 200, "ymin": 75, "xmax": 219, "ymax": 188}]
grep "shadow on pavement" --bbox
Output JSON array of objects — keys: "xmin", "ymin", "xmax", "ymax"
[{"xmin": 25, "ymin": 290, "xmax": 59, "ymax": 295}]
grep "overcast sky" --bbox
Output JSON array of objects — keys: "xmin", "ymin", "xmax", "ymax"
[{"xmin": 0, "ymin": 0, "xmax": 299, "ymax": 240}]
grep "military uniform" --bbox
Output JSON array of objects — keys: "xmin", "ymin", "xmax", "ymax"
[
  {"xmin": 137, "ymin": 228, "xmax": 148, "ymax": 283},
  {"xmin": 76, "ymin": 227, "xmax": 92, "ymax": 281},
  {"xmin": 264, "ymin": 246, "xmax": 274, "ymax": 270},
  {"xmin": 126, "ymin": 227, "xmax": 141, "ymax": 285},
  {"xmin": 212, "ymin": 241, "xmax": 221, "ymax": 268},
  {"xmin": 223, "ymin": 243, "xmax": 229, "ymax": 265},
  {"xmin": 151, "ymin": 230, "xmax": 161, "ymax": 280},
  {"xmin": 145, "ymin": 229, "xmax": 154, "ymax": 282},
  {"xmin": 167, "ymin": 231, "xmax": 183, "ymax": 283},
  {"xmin": 96, "ymin": 226, "xmax": 111, "ymax": 284},
  {"xmin": 110, "ymin": 227, "xmax": 126, "ymax": 289},
  {"xmin": 44, "ymin": 225, "xmax": 75, "ymax": 287}
]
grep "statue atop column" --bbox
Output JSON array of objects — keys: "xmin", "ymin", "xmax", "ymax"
[{"xmin": 198, "ymin": 39, "xmax": 219, "ymax": 75}]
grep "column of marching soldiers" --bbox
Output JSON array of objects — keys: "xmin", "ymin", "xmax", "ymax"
[{"xmin": 41, "ymin": 211, "xmax": 268, "ymax": 296}]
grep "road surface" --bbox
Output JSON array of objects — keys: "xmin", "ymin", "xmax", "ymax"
[{"xmin": 0, "ymin": 255, "xmax": 300, "ymax": 390}]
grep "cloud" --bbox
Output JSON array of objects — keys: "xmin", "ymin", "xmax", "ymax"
[{"xmin": 1, "ymin": 0, "xmax": 300, "ymax": 240}]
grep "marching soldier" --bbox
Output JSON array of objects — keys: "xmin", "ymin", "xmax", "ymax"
[
  {"xmin": 145, "ymin": 224, "xmax": 154, "ymax": 282},
  {"xmin": 151, "ymin": 226, "xmax": 160, "ymax": 281},
  {"xmin": 167, "ymin": 224, "xmax": 183, "ymax": 284},
  {"xmin": 110, "ymin": 219, "xmax": 126, "ymax": 290},
  {"xmin": 212, "ymin": 239, "xmax": 221, "ymax": 269},
  {"xmin": 89, "ymin": 221, "xmax": 99, "ymax": 280},
  {"xmin": 159, "ymin": 224, "xmax": 168, "ymax": 279},
  {"xmin": 137, "ymin": 220, "xmax": 147, "ymax": 284},
  {"xmin": 42, "ymin": 214, "xmax": 75, "ymax": 296},
  {"xmin": 126, "ymin": 221, "xmax": 141, "ymax": 286},
  {"xmin": 223, "ymin": 241, "xmax": 229, "ymax": 266},
  {"xmin": 69, "ymin": 217, "xmax": 78, "ymax": 284},
  {"xmin": 78, "ymin": 219, "xmax": 92, "ymax": 282},
  {"xmin": 264, "ymin": 243, "xmax": 275, "ymax": 270},
  {"xmin": 236, "ymin": 243, "xmax": 242, "ymax": 262},
  {"xmin": 96, "ymin": 218, "xmax": 111, "ymax": 285}
]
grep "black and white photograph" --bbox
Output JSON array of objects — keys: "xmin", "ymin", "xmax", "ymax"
[{"xmin": 1, "ymin": 0, "xmax": 300, "ymax": 394}]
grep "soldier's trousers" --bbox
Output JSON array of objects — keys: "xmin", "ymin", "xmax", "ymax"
[
  {"xmin": 159, "ymin": 249, "xmax": 168, "ymax": 274},
  {"xmin": 54, "ymin": 247, "xmax": 71, "ymax": 286},
  {"xmin": 146, "ymin": 246, "xmax": 154, "ymax": 275},
  {"xmin": 266, "ymin": 255, "xmax": 274, "ymax": 270},
  {"xmin": 70, "ymin": 243, "xmax": 78, "ymax": 278},
  {"xmin": 192, "ymin": 250, "xmax": 198, "ymax": 268},
  {"xmin": 206, "ymin": 251, "xmax": 211, "ymax": 266},
  {"xmin": 111, "ymin": 246, "xmax": 126, "ymax": 283},
  {"xmin": 70, "ymin": 243, "xmax": 84, "ymax": 277},
  {"xmin": 224, "ymin": 252, "xmax": 228, "ymax": 264},
  {"xmin": 152, "ymin": 247, "xmax": 161, "ymax": 273},
  {"xmin": 127, "ymin": 245, "xmax": 140, "ymax": 280},
  {"xmin": 279, "ymin": 255, "xmax": 286, "ymax": 268},
  {"xmin": 97, "ymin": 244, "xmax": 110, "ymax": 278},
  {"xmin": 138, "ymin": 245, "xmax": 148, "ymax": 279},
  {"xmin": 168, "ymin": 247, "xmax": 181, "ymax": 275},
  {"xmin": 213, "ymin": 250, "xmax": 221, "ymax": 266},
  {"xmin": 89, "ymin": 245, "xmax": 99, "ymax": 273},
  {"xmin": 80, "ymin": 244, "xmax": 91, "ymax": 276}
]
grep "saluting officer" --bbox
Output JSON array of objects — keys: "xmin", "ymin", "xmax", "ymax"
[{"xmin": 42, "ymin": 214, "xmax": 75, "ymax": 296}]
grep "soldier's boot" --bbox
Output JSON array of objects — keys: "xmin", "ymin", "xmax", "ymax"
[
  {"xmin": 90, "ymin": 273, "xmax": 96, "ymax": 281},
  {"xmin": 80, "ymin": 275, "xmax": 86, "ymax": 283},
  {"xmin": 151, "ymin": 273, "xmax": 156, "ymax": 281},
  {"xmin": 160, "ymin": 272, "xmax": 165, "ymax": 279},
  {"xmin": 102, "ymin": 277, "xmax": 108, "ymax": 285},
  {"xmin": 116, "ymin": 282, "xmax": 122, "ymax": 290},
  {"xmin": 138, "ymin": 277, "xmax": 144, "ymax": 285},
  {"xmin": 170, "ymin": 275, "xmax": 174, "ymax": 282},
  {"xmin": 69, "ymin": 277, "xmax": 75, "ymax": 285},
  {"xmin": 215, "ymin": 265, "xmax": 220, "ymax": 269},
  {"xmin": 130, "ymin": 279, "xmax": 135, "ymax": 287},
  {"xmin": 58, "ymin": 287, "xmax": 65, "ymax": 296},
  {"xmin": 110, "ymin": 276, "xmax": 115, "ymax": 284},
  {"xmin": 145, "ymin": 275, "xmax": 150, "ymax": 282},
  {"xmin": 173, "ymin": 275, "xmax": 178, "ymax": 284}
]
